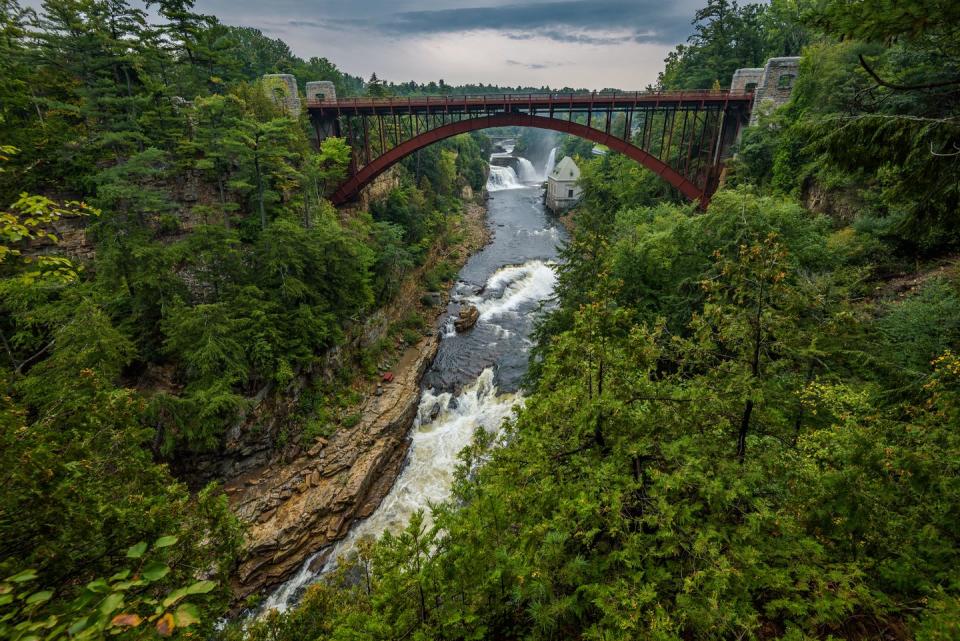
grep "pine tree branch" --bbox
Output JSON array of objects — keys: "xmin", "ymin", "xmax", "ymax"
[
  {"xmin": 859, "ymin": 54, "xmax": 960, "ymax": 91},
  {"xmin": 15, "ymin": 339, "xmax": 54, "ymax": 375}
]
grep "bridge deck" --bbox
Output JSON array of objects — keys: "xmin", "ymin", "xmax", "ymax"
[{"xmin": 308, "ymin": 90, "xmax": 754, "ymax": 116}]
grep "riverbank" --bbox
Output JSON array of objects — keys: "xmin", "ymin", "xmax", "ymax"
[
  {"xmin": 225, "ymin": 200, "xmax": 491, "ymax": 607},
  {"xmin": 258, "ymin": 180, "xmax": 569, "ymax": 613}
]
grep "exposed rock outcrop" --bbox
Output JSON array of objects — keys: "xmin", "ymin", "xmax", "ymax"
[
  {"xmin": 227, "ymin": 336, "xmax": 440, "ymax": 603},
  {"xmin": 222, "ymin": 201, "xmax": 491, "ymax": 605},
  {"xmin": 454, "ymin": 305, "xmax": 479, "ymax": 333},
  {"xmin": 171, "ymin": 309, "xmax": 393, "ymax": 486}
]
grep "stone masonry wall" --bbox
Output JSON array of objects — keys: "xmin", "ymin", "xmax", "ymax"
[
  {"xmin": 305, "ymin": 81, "xmax": 336, "ymax": 103},
  {"xmin": 749, "ymin": 57, "xmax": 801, "ymax": 124},
  {"xmin": 730, "ymin": 67, "xmax": 764, "ymax": 93},
  {"xmin": 262, "ymin": 74, "xmax": 302, "ymax": 115}
]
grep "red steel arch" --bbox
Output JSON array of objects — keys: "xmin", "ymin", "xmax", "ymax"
[{"xmin": 329, "ymin": 113, "xmax": 709, "ymax": 207}]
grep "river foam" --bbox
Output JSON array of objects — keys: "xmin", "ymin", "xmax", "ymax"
[
  {"xmin": 487, "ymin": 165, "xmax": 523, "ymax": 191},
  {"xmin": 259, "ymin": 171, "xmax": 565, "ymax": 616},
  {"xmin": 327, "ymin": 368, "xmax": 518, "ymax": 559},
  {"xmin": 471, "ymin": 260, "xmax": 557, "ymax": 321},
  {"xmin": 261, "ymin": 368, "xmax": 520, "ymax": 613}
]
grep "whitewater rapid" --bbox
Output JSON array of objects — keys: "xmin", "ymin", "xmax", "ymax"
[
  {"xmin": 516, "ymin": 157, "xmax": 538, "ymax": 182},
  {"xmin": 260, "ymin": 143, "xmax": 563, "ymax": 615},
  {"xmin": 487, "ymin": 165, "xmax": 523, "ymax": 191}
]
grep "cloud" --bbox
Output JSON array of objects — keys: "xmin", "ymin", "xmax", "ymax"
[
  {"xmin": 506, "ymin": 59, "xmax": 568, "ymax": 70},
  {"xmin": 286, "ymin": 17, "xmax": 369, "ymax": 30},
  {"xmin": 21, "ymin": 0, "xmax": 693, "ymax": 89},
  {"xmin": 168, "ymin": 0, "xmax": 697, "ymax": 88},
  {"xmin": 509, "ymin": 30, "xmax": 636, "ymax": 46},
  {"xmin": 275, "ymin": 1, "xmax": 696, "ymax": 47},
  {"xmin": 374, "ymin": 1, "xmax": 694, "ymax": 45}
]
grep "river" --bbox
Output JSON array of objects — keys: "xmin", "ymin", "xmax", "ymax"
[{"xmin": 261, "ymin": 146, "xmax": 566, "ymax": 613}]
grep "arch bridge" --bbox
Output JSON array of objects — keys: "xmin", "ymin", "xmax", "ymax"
[{"xmin": 308, "ymin": 91, "xmax": 754, "ymax": 209}]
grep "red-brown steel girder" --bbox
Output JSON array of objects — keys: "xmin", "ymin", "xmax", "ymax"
[{"xmin": 329, "ymin": 113, "xmax": 712, "ymax": 208}]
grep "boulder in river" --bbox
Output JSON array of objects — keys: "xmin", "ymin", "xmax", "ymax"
[{"xmin": 454, "ymin": 305, "xmax": 480, "ymax": 333}]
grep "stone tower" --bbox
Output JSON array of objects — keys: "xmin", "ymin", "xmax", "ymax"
[
  {"xmin": 262, "ymin": 73, "xmax": 301, "ymax": 115},
  {"xmin": 730, "ymin": 67, "xmax": 764, "ymax": 94},
  {"xmin": 305, "ymin": 81, "xmax": 337, "ymax": 103},
  {"xmin": 747, "ymin": 57, "xmax": 801, "ymax": 125}
]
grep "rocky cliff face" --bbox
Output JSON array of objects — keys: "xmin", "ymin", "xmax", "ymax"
[
  {"xmin": 223, "ymin": 201, "xmax": 491, "ymax": 604},
  {"xmin": 171, "ymin": 308, "xmax": 393, "ymax": 486},
  {"xmin": 801, "ymin": 178, "xmax": 862, "ymax": 226},
  {"xmin": 355, "ymin": 168, "xmax": 401, "ymax": 211},
  {"xmin": 226, "ymin": 335, "xmax": 439, "ymax": 602}
]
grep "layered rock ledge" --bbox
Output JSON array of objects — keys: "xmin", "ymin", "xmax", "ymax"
[
  {"xmin": 224, "ymin": 200, "xmax": 491, "ymax": 605},
  {"xmin": 226, "ymin": 336, "xmax": 439, "ymax": 603}
]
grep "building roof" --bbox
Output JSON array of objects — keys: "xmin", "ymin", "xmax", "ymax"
[{"xmin": 549, "ymin": 156, "xmax": 580, "ymax": 181}]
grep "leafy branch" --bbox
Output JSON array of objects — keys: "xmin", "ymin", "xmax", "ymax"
[{"xmin": 0, "ymin": 536, "xmax": 216, "ymax": 641}]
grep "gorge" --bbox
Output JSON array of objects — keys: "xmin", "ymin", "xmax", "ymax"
[
  {"xmin": 259, "ymin": 147, "xmax": 567, "ymax": 612},
  {"xmin": 4, "ymin": 0, "xmax": 959, "ymax": 638}
]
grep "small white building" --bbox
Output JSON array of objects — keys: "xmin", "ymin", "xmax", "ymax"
[{"xmin": 545, "ymin": 156, "xmax": 582, "ymax": 213}]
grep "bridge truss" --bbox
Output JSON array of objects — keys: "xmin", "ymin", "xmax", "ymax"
[{"xmin": 307, "ymin": 91, "xmax": 754, "ymax": 208}]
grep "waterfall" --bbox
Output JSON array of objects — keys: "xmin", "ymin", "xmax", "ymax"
[
  {"xmin": 323, "ymin": 367, "xmax": 518, "ymax": 566},
  {"xmin": 487, "ymin": 164, "xmax": 522, "ymax": 191},
  {"xmin": 262, "ymin": 367, "xmax": 521, "ymax": 613},
  {"xmin": 260, "ymin": 551, "xmax": 323, "ymax": 613},
  {"xmin": 543, "ymin": 147, "xmax": 557, "ymax": 179},
  {"xmin": 516, "ymin": 157, "xmax": 539, "ymax": 183},
  {"xmin": 258, "ymin": 259, "xmax": 559, "ymax": 614},
  {"xmin": 256, "ymin": 149, "xmax": 567, "ymax": 615}
]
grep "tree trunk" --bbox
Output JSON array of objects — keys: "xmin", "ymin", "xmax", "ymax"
[
  {"xmin": 594, "ymin": 356, "xmax": 607, "ymax": 451},
  {"xmin": 121, "ymin": 65, "xmax": 142, "ymax": 152},
  {"xmin": 217, "ymin": 173, "xmax": 229, "ymax": 229},
  {"xmin": 0, "ymin": 328, "xmax": 19, "ymax": 372},
  {"xmin": 254, "ymin": 154, "xmax": 266, "ymax": 230},
  {"xmin": 739, "ymin": 281, "xmax": 764, "ymax": 463},
  {"xmin": 29, "ymin": 89, "xmax": 45, "ymax": 127},
  {"xmin": 737, "ymin": 399, "xmax": 753, "ymax": 462},
  {"xmin": 413, "ymin": 528, "xmax": 427, "ymax": 625}
]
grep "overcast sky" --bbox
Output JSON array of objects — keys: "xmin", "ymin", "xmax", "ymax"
[{"xmin": 26, "ymin": 0, "xmax": 708, "ymax": 89}]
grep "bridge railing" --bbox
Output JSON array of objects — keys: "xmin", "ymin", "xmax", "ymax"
[{"xmin": 305, "ymin": 89, "xmax": 752, "ymax": 108}]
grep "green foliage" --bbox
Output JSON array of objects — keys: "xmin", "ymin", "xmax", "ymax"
[
  {"xmin": 789, "ymin": 37, "xmax": 960, "ymax": 251},
  {"xmin": 368, "ymin": 219, "xmax": 415, "ymax": 303},
  {"xmin": 808, "ymin": 0, "xmax": 960, "ymax": 47},
  {"xmin": 0, "ymin": 537, "xmax": 218, "ymax": 641},
  {"xmin": 423, "ymin": 260, "xmax": 457, "ymax": 292},
  {"xmin": 392, "ymin": 311, "xmax": 427, "ymax": 346},
  {"xmin": 728, "ymin": 112, "xmax": 785, "ymax": 187},
  {"xmin": 147, "ymin": 214, "xmax": 376, "ymax": 452},
  {"xmin": 370, "ymin": 185, "xmax": 431, "ymax": 247},
  {"xmin": 221, "ymin": 109, "xmax": 302, "ymax": 232},
  {"xmin": 305, "ymin": 137, "xmax": 351, "ymax": 203},
  {"xmin": 658, "ymin": 0, "xmax": 811, "ymax": 90},
  {"xmin": 870, "ymin": 275, "xmax": 960, "ymax": 396},
  {"xmin": 1, "ymin": 147, "xmax": 98, "ymax": 284},
  {"xmin": 4, "ymin": 0, "xmax": 959, "ymax": 638},
  {"xmin": 0, "ymin": 1, "xmax": 501, "ymax": 636},
  {"xmin": 0, "ymin": 0, "xmax": 484, "ymax": 458},
  {"xmin": 732, "ymin": 0, "xmax": 960, "ymax": 254},
  {"xmin": 238, "ymin": 189, "xmax": 960, "ymax": 640},
  {"xmin": 557, "ymin": 134, "xmax": 595, "ymax": 160},
  {"xmin": 0, "ymin": 378, "xmax": 241, "ymax": 618}
]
